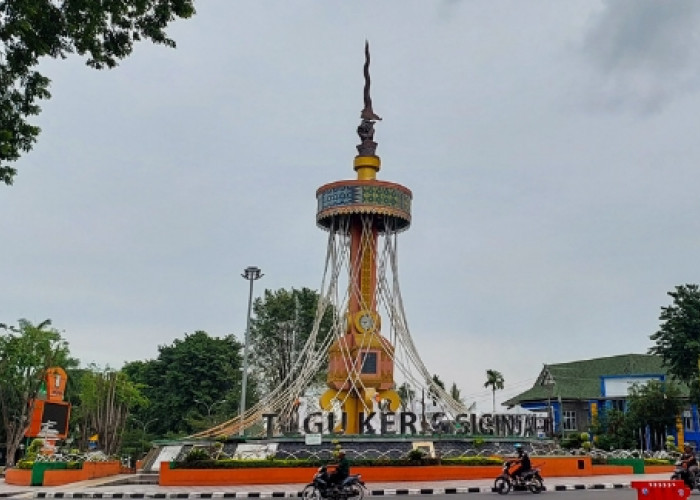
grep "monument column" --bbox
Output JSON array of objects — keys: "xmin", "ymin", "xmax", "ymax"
[{"xmin": 317, "ymin": 43, "xmax": 411, "ymax": 434}]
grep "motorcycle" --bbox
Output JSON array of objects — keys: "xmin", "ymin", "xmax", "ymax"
[
  {"xmin": 301, "ymin": 465, "xmax": 366, "ymax": 500},
  {"xmin": 670, "ymin": 460, "xmax": 700, "ymax": 490},
  {"xmin": 493, "ymin": 461, "xmax": 544, "ymax": 495}
]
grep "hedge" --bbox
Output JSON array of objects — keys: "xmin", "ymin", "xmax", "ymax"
[{"xmin": 171, "ymin": 456, "xmax": 503, "ymax": 470}]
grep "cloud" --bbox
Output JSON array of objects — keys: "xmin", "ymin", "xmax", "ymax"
[{"xmin": 580, "ymin": 0, "xmax": 700, "ymax": 113}]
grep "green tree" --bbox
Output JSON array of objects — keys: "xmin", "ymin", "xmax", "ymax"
[
  {"xmin": 122, "ymin": 330, "xmax": 243, "ymax": 436},
  {"xmin": 592, "ymin": 408, "xmax": 636, "ymax": 451},
  {"xmin": 427, "ymin": 374, "xmax": 445, "ymax": 405},
  {"xmin": 249, "ymin": 288, "xmax": 334, "ymax": 394},
  {"xmin": 397, "ymin": 382, "xmax": 415, "ymax": 412},
  {"xmin": 72, "ymin": 365, "xmax": 146, "ymax": 455},
  {"xmin": 625, "ymin": 380, "xmax": 683, "ymax": 451},
  {"xmin": 649, "ymin": 284, "xmax": 700, "ymax": 401},
  {"xmin": 449, "ymin": 382, "xmax": 463, "ymax": 404},
  {"xmin": 0, "ymin": 0, "xmax": 196, "ymax": 185},
  {"xmin": 0, "ymin": 319, "xmax": 76, "ymax": 466},
  {"xmin": 484, "ymin": 369, "xmax": 505, "ymax": 414},
  {"xmin": 592, "ymin": 381, "xmax": 684, "ymax": 451}
]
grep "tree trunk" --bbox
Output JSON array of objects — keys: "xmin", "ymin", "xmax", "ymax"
[
  {"xmin": 5, "ymin": 422, "xmax": 19, "ymax": 467},
  {"xmin": 2, "ymin": 402, "xmax": 32, "ymax": 467},
  {"xmin": 4, "ymin": 416, "xmax": 28, "ymax": 467}
]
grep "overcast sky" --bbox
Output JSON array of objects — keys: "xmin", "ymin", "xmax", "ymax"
[{"xmin": 3, "ymin": 0, "xmax": 700, "ymax": 412}]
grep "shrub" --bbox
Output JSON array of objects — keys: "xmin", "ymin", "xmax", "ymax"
[
  {"xmin": 666, "ymin": 436, "xmax": 678, "ymax": 452},
  {"xmin": 561, "ymin": 434, "xmax": 582, "ymax": 449},
  {"xmin": 644, "ymin": 458, "xmax": 675, "ymax": 466},
  {"xmin": 21, "ymin": 438, "xmax": 44, "ymax": 463},
  {"xmin": 27, "ymin": 439, "xmax": 43, "ymax": 455},
  {"xmin": 184, "ymin": 448, "xmax": 211, "ymax": 463},
  {"xmin": 169, "ymin": 456, "xmax": 503, "ymax": 469},
  {"xmin": 16, "ymin": 460, "xmax": 34, "ymax": 470},
  {"xmin": 407, "ymin": 449, "xmax": 426, "ymax": 461},
  {"xmin": 594, "ymin": 434, "xmax": 615, "ymax": 451}
]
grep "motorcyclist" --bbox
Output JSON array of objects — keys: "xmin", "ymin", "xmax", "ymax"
[
  {"xmin": 681, "ymin": 443, "xmax": 698, "ymax": 484},
  {"xmin": 328, "ymin": 449, "xmax": 350, "ymax": 489},
  {"xmin": 509, "ymin": 443, "xmax": 531, "ymax": 482}
]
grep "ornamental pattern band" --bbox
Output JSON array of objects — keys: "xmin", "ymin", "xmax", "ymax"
[{"xmin": 317, "ymin": 183, "xmax": 412, "ymax": 219}]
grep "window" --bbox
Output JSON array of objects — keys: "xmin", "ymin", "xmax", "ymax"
[
  {"xmin": 684, "ymin": 411, "xmax": 694, "ymax": 432},
  {"xmin": 562, "ymin": 410, "xmax": 577, "ymax": 431},
  {"xmin": 360, "ymin": 352, "xmax": 378, "ymax": 374},
  {"xmin": 610, "ymin": 399, "xmax": 625, "ymax": 412}
]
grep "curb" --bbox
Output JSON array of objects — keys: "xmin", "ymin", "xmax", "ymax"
[
  {"xmin": 553, "ymin": 483, "xmax": 628, "ymax": 491},
  {"xmin": 29, "ymin": 484, "xmax": 634, "ymax": 498}
]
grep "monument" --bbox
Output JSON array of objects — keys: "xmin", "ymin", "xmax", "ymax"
[
  {"xmin": 190, "ymin": 44, "xmax": 546, "ymax": 441},
  {"xmin": 315, "ymin": 41, "xmax": 408, "ymax": 434}
]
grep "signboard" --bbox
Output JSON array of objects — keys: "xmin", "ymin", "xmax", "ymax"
[
  {"xmin": 261, "ymin": 410, "xmax": 547, "ymax": 438},
  {"xmin": 46, "ymin": 367, "xmax": 67, "ymax": 401},
  {"xmin": 305, "ymin": 433, "xmax": 323, "ymax": 445},
  {"xmin": 233, "ymin": 443, "xmax": 279, "ymax": 459},
  {"xmin": 25, "ymin": 400, "xmax": 71, "ymax": 439}
]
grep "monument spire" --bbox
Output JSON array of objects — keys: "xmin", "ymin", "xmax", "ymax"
[
  {"xmin": 355, "ymin": 41, "xmax": 382, "ymax": 179},
  {"xmin": 360, "ymin": 40, "xmax": 381, "ymax": 122}
]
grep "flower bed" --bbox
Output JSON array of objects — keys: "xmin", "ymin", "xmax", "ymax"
[
  {"xmin": 160, "ymin": 456, "xmax": 624, "ymax": 486},
  {"xmin": 4, "ymin": 461, "xmax": 122, "ymax": 486},
  {"xmin": 171, "ymin": 456, "xmax": 501, "ymax": 469},
  {"xmin": 43, "ymin": 461, "xmax": 121, "ymax": 486}
]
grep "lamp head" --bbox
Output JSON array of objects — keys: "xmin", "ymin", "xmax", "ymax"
[{"xmin": 242, "ymin": 266, "xmax": 263, "ymax": 280}]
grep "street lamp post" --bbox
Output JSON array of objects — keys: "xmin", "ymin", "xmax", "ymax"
[
  {"xmin": 541, "ymin": 365, "xmax": 555, "ymax": 437},
  {"xmin": 240, "ymin": 266, "xmax": 263, "ymax": 436},
  {"xmin": 195, "ymin": 398, "xmax": 227, "ymax": 425},
  {"xmin": 130, "ymin": 417, "xmax": 158, "ymax": 459}
]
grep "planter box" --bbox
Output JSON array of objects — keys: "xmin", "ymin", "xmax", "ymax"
[
  {"xmin": 535, "ymin": 456, "xmax": 592, "ymax": 477},
  {"xmin": 160, "ymin": 465, "xmax": 318, "ymax": 486},
  {"xmin": 645, "ymin": 465, "xmax": 674, "ymax": 474},
  {"xmin": 4, "ymin": 468, "xmax": 32, "ymax": 486},
  {"xmin": 607, "ymin": 458, "xmax": 645, "ymax": 474},
  {"xmin": 84, "ymin": 461, "xmax": 121, "ymax": 479},
  {"xmin": 31, "ymin": 462, "xmax": 67, "ymax": 486},
  {"xmin": 43, "ymin": 469, "xmax": 86, "ymax": 486},
  {"xmin": 30, "ymin": 461, "xmax": 122, "ymax": 487},
  {"xmin": 590, "ymin": 465, "xmax": 634, "ymax": 475},
  {"xmin": 354, "ymin": 465, "xmax": 501, "ymax": 482},
  {"xmin": 159, "ymin": 456, "xmax": 611, "ymax": 486}
]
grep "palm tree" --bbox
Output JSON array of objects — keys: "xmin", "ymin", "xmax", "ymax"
[
  {"xmin": 449, "ymin": 382, "xmax": 463, "ymax": 404},
  {"xmin": 397, "ymin": 382, "xmax": 415, "ymax": 412},
  {"xmin": 427, "ymin": 374, "xmax": 445, "ymax": 405},
  {"xmin": 484, "ymin": 369, "xmax": 505, "ymax": 414}
]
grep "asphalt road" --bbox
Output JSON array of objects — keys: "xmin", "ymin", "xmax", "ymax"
[
  {"xmin": 376, "ymin": 492, "xmax": 646, "ymax": 499},
  {"xmin": 1, "ymin": 472, "xmax": 688, "ymax": 498}
]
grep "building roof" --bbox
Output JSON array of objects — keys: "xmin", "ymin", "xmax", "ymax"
[{"xmin": 503, "ymin": 353, "xmax": 670, "ymax": 407}]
